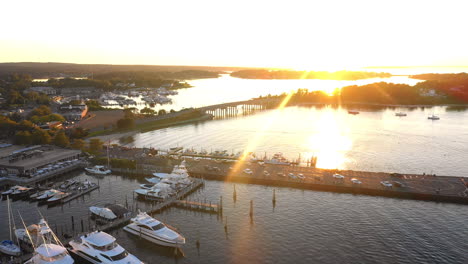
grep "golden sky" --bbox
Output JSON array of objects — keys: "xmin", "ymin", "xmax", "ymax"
[{"xmin": 1, "ymin": 0, "xmax": 468, "ymax": 69}]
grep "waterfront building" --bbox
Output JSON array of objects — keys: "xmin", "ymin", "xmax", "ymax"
[{"xmin": 0, "ymin": 145, "xmax": 81, "ymax": 178}]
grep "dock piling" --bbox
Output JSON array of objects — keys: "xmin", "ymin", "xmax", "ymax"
[{"xmin": 249, "ymin": 200, "xmax": 253, "ymax": 221}]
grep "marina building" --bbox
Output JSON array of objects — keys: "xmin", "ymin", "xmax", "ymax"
[{"xmin": 0, "ymin": 145, "xmax": 81, "ymax": 178}]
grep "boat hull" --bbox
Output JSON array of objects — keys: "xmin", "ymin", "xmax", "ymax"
[
  {"xmin": 123, "ymin": 226, "xmax": 184, "ymax": 247},
  {"xmin": 0, "ymin": 240, "xmax": 21, "ymax": 256}
]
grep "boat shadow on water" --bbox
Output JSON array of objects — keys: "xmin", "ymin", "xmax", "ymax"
[{"xmin": 125, "ymin": 234, "xmax": 186, "ymax": 259}]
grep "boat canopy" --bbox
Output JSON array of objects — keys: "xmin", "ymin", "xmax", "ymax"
[
  {"xmin": 83, "ymin": 231, "xmax": 116, "ymax": 247},
  {"xmin": 36, "ymin": 243, "xmax": 66, "ymax": 258}
]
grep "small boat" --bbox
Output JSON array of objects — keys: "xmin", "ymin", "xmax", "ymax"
[
  {"xmin": 0, "ymin": 196, "xmax": 21, "ymax": 256},
  {"xmin": 89, "ymin": 206, "xmax": 117, "ymax": 220},
  {"xmin": 46, "ymin": 191, "xmax": 71, "ymax": 204},
  {"xmin": 25, "ymin": 243, "xmax": 74, "ymax": 264},
  {"xmin": 2, "ymin": 185, "xmax": 22, "ymax": 197},
  {"xmin": 85, "ymin": 165, "xmax": 111, "ymax": 175},
  {"xmin": 9, "ymin": 186, "xmax": 33, "ymax": 198},
  {"xmin": 123, "ymin": 211, "xmax": 185, "ymax": 247},
  {"xmin": 68, "ymin": 231, "xmax": 143, "ymax": 264},
  {"xmin": 140, "ymin": 183, "xmax": 154, "ymax": 189},
  {"xmin": 395, "ymin": 112, "xmax": 407, "ymax": 117},
  {"xmin": 36, "ymin": 189, "xmax": 60, "ymax": 201},
  {"xmin": 428, "ymin": 114, "xmax": 440, "ymax": 120},
  {"xmin": 348, "ymin": 110, "xmax": 359, "ymax": 115},
  {"xmin": 0, "ymin": 240, "xmax": 21, "ymax": 256}
]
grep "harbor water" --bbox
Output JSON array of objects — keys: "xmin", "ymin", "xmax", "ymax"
[{"xmin": 1, "ymin": 172, "xmax": 467, "ymax": 264}]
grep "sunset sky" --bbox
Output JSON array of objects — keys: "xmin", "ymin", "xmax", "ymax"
[{"xmin": 1, "ymin": 0, "xmax": 467, "ymax": 69}]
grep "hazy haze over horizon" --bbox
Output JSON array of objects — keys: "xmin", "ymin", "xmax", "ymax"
[{"xmin": 1, "ymin": 0, "xmax": 468, "ymax": 69}]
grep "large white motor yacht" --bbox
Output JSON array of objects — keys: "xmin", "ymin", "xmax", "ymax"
[
  {"xmin": 134, "ymin": 182, "xmax": 174, "ymax": 200},
  {"xmin": 25, "ymin": 243, "xmax": 74, "ymax": 264},
  {"xmin": 123, "ymin": 211, "xmax": 185, "ymax": 247},
  {"xmin": 85, "ymin": 165, "xmax": 112, "ymax": 175},
  {"xmin": 68, "ymin": 231, "xmax": 143, "ymax": 263}
]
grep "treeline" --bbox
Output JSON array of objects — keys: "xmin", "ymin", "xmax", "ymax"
[
  {"xmin": 268, "ymin": 82, "xmax": 464, "ymax": 105},
  {"xmin": 231, "ymin": 70, "xmax": 391, "ymax": 80},
  {"xmin": 0, "ymin": 74, "xmax": 52, "ymax": 107},
  {"xmin": 93, "ymin": 70, "xmax": 219, "ymax": 88},
  {"xmin": 410, "ymin": 73, "xmax": 468, "ymax": 102},
  {"xmin": 0, "ymin": 62, "xmax": 248, "ymax": 78},
  {"xmin": 0, "ymin": 115, "xmax": 89, "ymax": 147}
]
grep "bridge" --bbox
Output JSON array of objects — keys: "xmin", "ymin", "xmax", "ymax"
[{"xmin": 197, "ymin": 97, "xmax": 282, "ymax": 118}]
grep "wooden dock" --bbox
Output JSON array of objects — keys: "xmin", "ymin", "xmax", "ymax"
[
  {"xmin": 61, "ymin": 185, "xmax": 100, "ymax": 204},
  {"xmin": 174, "ymin": 200, "xmax": 219, "ymax": 213},
  {"xmin": 89, "ymin": 178, "xmax": 205, "ymax": 233}
]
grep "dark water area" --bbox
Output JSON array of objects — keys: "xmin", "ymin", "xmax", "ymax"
[{"xmin": 1, "ymin": 171, "xmax": 467, "ymax": 264}]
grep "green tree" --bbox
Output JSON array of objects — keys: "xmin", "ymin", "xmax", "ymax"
[
  {"xmin": 158, "ymin": 109, "xmax": 166, "ymax": 115},
  {"xmin": 32, "ymin": 129, "xmax": 52, "ymax": 145},
  {"xmin": 89, "ymin": 138, "xmax": 104, "ymax": 153},
  {"xmin": 70, "ymin": 127, "xmax": 89, "ymax": 139},
  {"xmin": 71, "ymin": 139, "xmax": 86, "ymax": 150},
  {"xmin": 52, "ymin": 131, "xmax": 70, "ymax": 147},
  {"xmin": 140, "ymin": 107, "xmax": 155, "ymax": 115},
  {"xmin": 17, "ymin": 120, "xmax": 35, "ymax": 131},
  {"xmin": 117, "ymin": 118, "xmax": 135, "ymax": 129},
  {"xmin": 14, "ymin": 131, "xmax": 32, "ymax": 145},
  {"xmin": 31, "ymin": 105, "xmax": 52, "ymax": 116}
]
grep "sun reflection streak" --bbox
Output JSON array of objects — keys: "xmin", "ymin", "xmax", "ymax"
[
  {"xmin": 305, "ymin": 110, "xmax": 352, "ymax": 169},
  {"xmin": 227, "ymin": 92, "xmax": 294, "ymax": 179}
]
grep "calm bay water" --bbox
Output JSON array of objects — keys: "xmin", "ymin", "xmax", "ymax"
[
  {"xmin": 124, "ymin": 105, "xmax": 468, "ymax": 177},
  {"xmin": 1, "ymin": 172, "xmax": 467, "ymax": 264}
]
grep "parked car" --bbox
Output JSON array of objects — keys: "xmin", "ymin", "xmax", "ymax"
[
  {"xmin": 381, "ymin": 181, "xmax": 393, "ymax": 187},
  {"xmin": 351, "ymin": 178, "xmax": 362, "ymax": 184},
  {"xmin": 333, "ymin": 173, "xmax": 345, "ymax": 179}
]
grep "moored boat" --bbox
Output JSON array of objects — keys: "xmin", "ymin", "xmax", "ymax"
[
  {"xmin": 89, "ymin": 206, "xmax": 117, "ymax": 220},
  {"xmin": 123, "ymin": 211, "xmax": 185, "ymax": 247},
  {"xmin": 68, "ymin": 231, "xmax": 143, "ymax": 263},
  {"xmin": 85, "ymin": 165, "xmax": 111, "ymax": 175}
]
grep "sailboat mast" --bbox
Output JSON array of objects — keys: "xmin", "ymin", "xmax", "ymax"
[
  {"xmin": 7, "ymin": 195, "xmax": 12, "ymax": 240},
  {"xmin": 107, "ymin": 140, "xmax": 110, "ymax": 168}
]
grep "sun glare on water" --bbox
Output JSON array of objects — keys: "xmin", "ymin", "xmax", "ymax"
[{"xmin": 305, "ymin": 110, "xmax": 352, "ymax": 169}]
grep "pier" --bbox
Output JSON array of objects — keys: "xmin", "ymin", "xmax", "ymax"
[
  {"xmin": 185, "ymin": 159, "xmax": 468, "ymax": 205},
  {"xmin": 174, "ymin": 200, "xmax": 219, "ymax": 213},
  {"xmin": 61, "ymin": 185, "xmax": 100, "ymax": 204}
]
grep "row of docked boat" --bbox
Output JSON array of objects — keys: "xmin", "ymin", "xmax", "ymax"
[
  {"xmin": 135, "ymin": 161, "xmax": 192, "ymax": 200},
  {"xmin": 89, "ymin": 205, "xmax": 186, "ymax": 248}
]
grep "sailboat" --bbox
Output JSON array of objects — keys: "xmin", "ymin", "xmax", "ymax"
[
  {"xmin": 0, "ymin": 196, "xmax": 21, "ymax": 256},
  {"xmin": 18, "ymin": 215, "xmax": 74, "ymax": 264}
]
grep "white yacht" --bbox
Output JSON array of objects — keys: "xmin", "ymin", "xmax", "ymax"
[
  {"xmin": 89, "ymin": 206, "xmax": 117, "ymax": 220},
  {"xmin": 134, "ymin": 182, "xmax": 175, "ymax": 201},
  {"xmin": 68, "ymin": 231, "xmax": 143, "ymax": 264},
  {"xmin": 264, "ymin": 153, "xmax": 291, "ymax": 166},
  {"xmin": 85, "ymin": 165, "xmax": 112, "ymax": 175},
  {"xmin": 123, "ymin": 211, "xmax": 185, "ymax": 247},
  {"xmin": 25, "ymin": 243, "xmax": 74, "ymax": 264}
]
